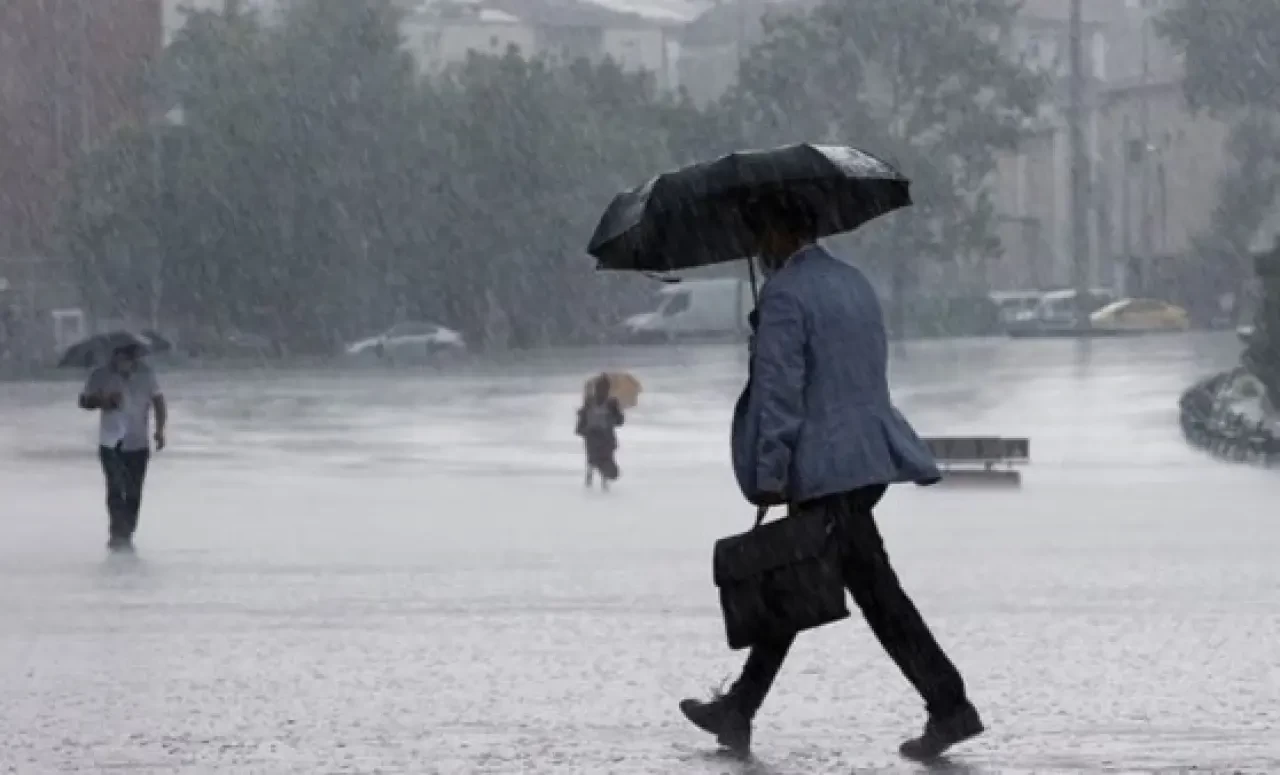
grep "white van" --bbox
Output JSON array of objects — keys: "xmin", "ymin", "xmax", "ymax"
[
  {"xmin": 622, "ymin": 278, "xmax": 753, "ymax": 341},
  {"xmin": 989, "ymin": 290, "xmax": 1044, "ymax": 325}
]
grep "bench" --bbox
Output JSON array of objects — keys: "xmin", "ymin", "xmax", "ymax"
[{"xmin": 924, "ymin": 437, "xmax": 1030, "ymax": 471}]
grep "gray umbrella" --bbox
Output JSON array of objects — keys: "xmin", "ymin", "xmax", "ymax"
[
  {"xmin": 587, "ymin": 143, "xmax": 911, "ymax": 275},
  {"xmin": 57, "ymin": 330, "xmax": 171, "ymax": 368}
]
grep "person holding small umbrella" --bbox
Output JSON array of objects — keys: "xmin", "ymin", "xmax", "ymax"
[
  {"xmin": 576, "ymin": 373, "xmax": 626, "ymax": 490},
  {"xmin": 589, "ymin": 144, "xmax": 983, "ymax": 762},
  {"xmin": 77, "ymin": 338, "xmax": 167, "ymax": 552}
]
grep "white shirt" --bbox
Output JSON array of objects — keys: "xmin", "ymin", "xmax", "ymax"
[{"xmin": 83, "ymin": 363, "xmax": 161, "ymax": 450}]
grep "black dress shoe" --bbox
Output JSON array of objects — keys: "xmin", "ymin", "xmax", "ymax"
[
  {"xmin": 679, "ymin": 695, "xmax": 751, "ymax": 755},
  {"xmin": 899, "ymin": 703, "xmax": 984, "ymax": 761}
]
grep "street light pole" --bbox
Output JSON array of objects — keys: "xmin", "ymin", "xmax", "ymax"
[
  {"xmin": 736, "ymin": 0, "xmax": 747, "ymax": 68},
  {"xmin": 1122, "ymin": 115, "xmax": 1133, "ymax": 295},
  {"xmin": 77, "ymin": 0, "xmax": 91, "ymax": 150},
  {"xmin": 1068, "ymin": 0, "xmax": 1091, "ymax": 327},
  {"xmin": 150, "ymin": 121, "xmax": 164, "ymax": 330},
  {"xmin": 1138, "ymin": 16, "xmax": 1155, "ymax": 289}
]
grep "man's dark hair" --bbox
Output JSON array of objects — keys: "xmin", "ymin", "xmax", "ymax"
[{"xmin": 739, "ymin": 190, "xmax": 819, "ymax": 240}]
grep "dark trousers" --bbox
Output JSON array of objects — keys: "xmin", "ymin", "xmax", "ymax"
[
  {"xmin": 583, "ymin": 432, "xmax": 619, "ymax": 480},
  {"xmin": 729, "ymin": 485, "xmax": 969, "ymax": 719},
  {"xmin": 98, "ymin": 446, "xmax": 150, "ymax": 540}
]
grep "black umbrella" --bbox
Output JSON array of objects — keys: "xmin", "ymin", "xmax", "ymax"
[
  {"xmin": 587, "ymin": 143, "xmax": 911, "ymax": 275},
  {"xmin": 57, "ymin": 330, "xmax": 171, "ymax": 369}
]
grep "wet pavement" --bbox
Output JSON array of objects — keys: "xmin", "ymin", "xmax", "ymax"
[{"xmin": 2, "ymin": 333, "xmax": 1278, "ymax": 773}]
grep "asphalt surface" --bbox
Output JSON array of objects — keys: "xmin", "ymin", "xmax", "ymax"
[{"xmin": 2, "ymin": 334, "xmax": 1277, "ymax": 773}]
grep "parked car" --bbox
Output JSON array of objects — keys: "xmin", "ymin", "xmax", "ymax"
[
  {"xmin": 989, "ymin": 290, "xmax": 1044, "ymax": 326},
  {"xmin": 345, "ymin": 321, "xmax": 466, "ymax": 361},
  {"xmin": 1089, "ymin": 298, "xmax": 1190, "ymax": 334},
  {"xmin": 1006, "ymin": 287, "xmax": 1118, "ymax": 337}
]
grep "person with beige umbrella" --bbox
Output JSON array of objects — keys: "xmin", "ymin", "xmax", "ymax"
[{"xmin": 575, "ymin": 372, "xmax": 639, "ymax": 490}]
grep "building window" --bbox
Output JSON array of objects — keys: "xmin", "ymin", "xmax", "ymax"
[{"xmin": 537, "ymin": 25, "xmax": 605, "ymax": 62}]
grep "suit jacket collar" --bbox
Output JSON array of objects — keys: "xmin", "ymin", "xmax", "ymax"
[
  {"xmin": 770, "ymin": 242, "xmax": 827, "ymax": 279},
  {"xmin": 750, "ymin": 244, "xmax": 826, "ymax": 330}
]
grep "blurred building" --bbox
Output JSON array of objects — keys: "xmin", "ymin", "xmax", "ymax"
[
  {"xmin": 676, "ymin": 0, "xmax": 802, "ymax": 104},
  {"xmin": 669, "ymin": 0, "xmax": 1238, "ymax": 305},
  {"xmin": 0, "ymin": 0, "xmax": 162, "ymax": 256},
  {"xmin": 990, "ymin": 0, "xmax": 1233, "ymax": 299},
  {"xmin": 161, "ymin": 0, "xmax": 713, "ymax": 95},
  {"xmin": 401, "ymin": 0, "xmax": 689, "ymax": 91},
  {"xmin": 988, "ymin": 0, "xmax": 1120, "ymax": 292},
  {"xmin": 1, "ymin": 0, "xmax": 163, "ymax": 365}
]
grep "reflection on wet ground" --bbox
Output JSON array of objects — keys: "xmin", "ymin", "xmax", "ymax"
[
  {"xmin": 2, "ymin": 334, "xmax": 1278, "ymax": 773},
  {"xmin": 0, "ymin": 333, "xmax": 1252, "ymax": 474}
]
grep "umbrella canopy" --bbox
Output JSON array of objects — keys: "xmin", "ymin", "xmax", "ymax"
[
  {"xmin": 584, "ymin": 372, "xmax": 642, "ymax": 409},
  {"xmin": 588, "ymin": 143, "xmax": 910, "ymax": 274},
  {"xmin": 57, "ymin": 330, "xmax": 171, "ymax": 369}
]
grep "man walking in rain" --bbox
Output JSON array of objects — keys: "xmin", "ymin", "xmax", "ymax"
[
  {"xmin": 679, "ymin": 192, "xmax": 983, "ymax": 761},
  {"xmin": 78, "ymin": 342, "xmax": 167, "ymax": 551}
]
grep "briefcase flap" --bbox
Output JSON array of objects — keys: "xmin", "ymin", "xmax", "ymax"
[{"xmin": 713, "ymin": 514, "xmax": 835, "ymax": 587}]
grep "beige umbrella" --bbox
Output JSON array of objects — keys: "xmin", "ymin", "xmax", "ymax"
[{"xmin": 584, "ymin": 372, "xmax": 642, "ymax": 409}]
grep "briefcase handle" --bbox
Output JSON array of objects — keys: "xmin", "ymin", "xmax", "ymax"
[{"xmin": 753, "ymin": 505, "xmax": 769, "ymax": 529}]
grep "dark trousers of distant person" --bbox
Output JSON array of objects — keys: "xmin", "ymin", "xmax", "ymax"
[
  {"xmin": 583, "ymin": 431, "xmax": 620, "ymax": 482},
  {"xmin": 99, "ymin": 445, "xmax": 150, "ymax": 541},
  {"xmin": 727, "ymin": 484, "xmax": 972, "ymax": 719}
]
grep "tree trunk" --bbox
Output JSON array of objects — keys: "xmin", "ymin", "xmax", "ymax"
[{"xmin": 1245, "ymin": 246, "xmax": 1280, "ymax": 408}]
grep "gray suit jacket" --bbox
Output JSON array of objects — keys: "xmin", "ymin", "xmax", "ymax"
[{"xmin": 731, "ymin": 245, "xmax": 940, "ymax": 505}]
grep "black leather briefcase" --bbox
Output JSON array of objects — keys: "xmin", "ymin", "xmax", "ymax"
[{"xmin": 712, "ymin": 506, "xmax": 849, "ymax": 650}]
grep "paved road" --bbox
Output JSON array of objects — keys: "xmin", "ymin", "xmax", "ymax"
[{"xmin": 2, "ymin": 334, "xmax": 1277, "ymax": 773}]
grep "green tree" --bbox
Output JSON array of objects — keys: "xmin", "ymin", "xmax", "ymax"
[
  {"xmin": 64, "ymin": 0, "xmax": 451, "ymax": 350},
  {"xmin": 1154, "ymin": 0, "xmax": 1280, "ymax": 116},
  {"xmin": 1157, "ymin": 1, "xmax": 1280, "ymax": 290},
  {"xmin": 145, "ymin": 3, "xmax": 278, "ymax": 331},
  {"xmin": 426, "ymin": 51, "xmax": 682, "ymax": 346},
  {"xmin": 722, "ymin": 0, "xmax": 1045, "ymax": 335},
  {"xmin": 1189, "ymin": 116, "xmax": 1280, "ymax": 286},
  {"xmin": 62, "ymin": 2, "xmax": 287, "ymax": 337},
  {"xmin": 1158, "ymin": 0, "xmax": 1280, "ymax": 401},
  {"xmin": 56, "ymin": 0, "xmax": 704, "ymax": 352},
  {"xmin": 58, "ymin": 125, "xmax": 164, "ymax": 323},
  {"xmin": 258, "ymin": 0, "xmax": 428, "ymax": 347}
]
